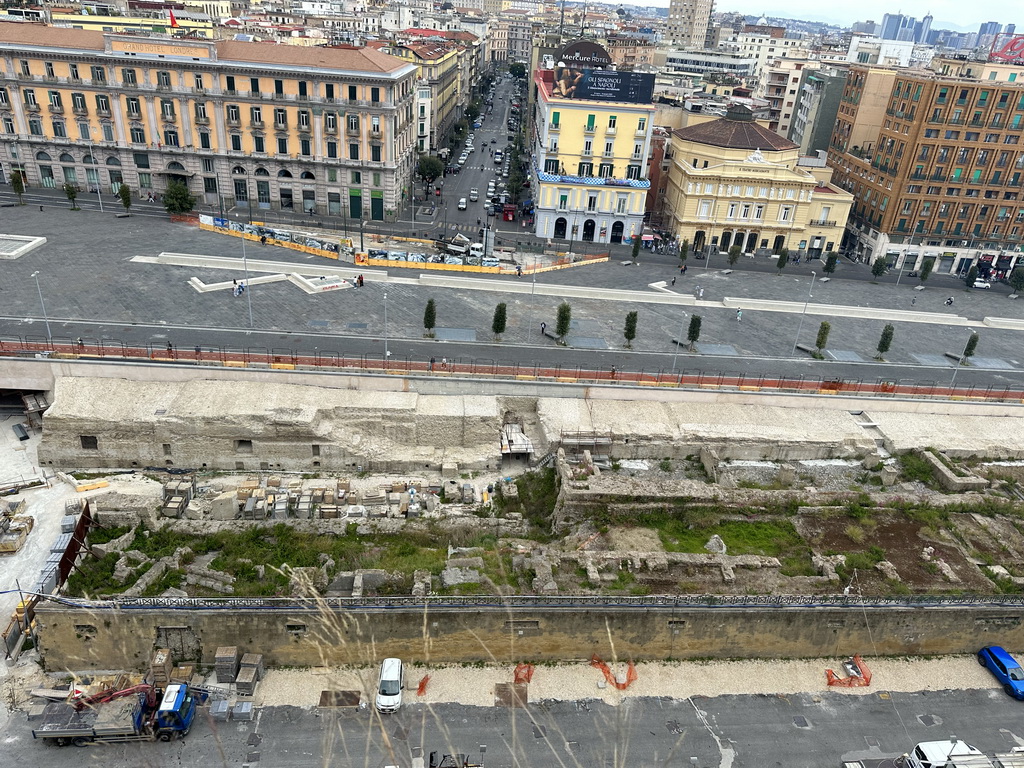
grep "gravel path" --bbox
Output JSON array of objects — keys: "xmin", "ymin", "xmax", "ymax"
[{"xmin": 255, "ymin": 654, "xmax": 1000, "ymax": 709}]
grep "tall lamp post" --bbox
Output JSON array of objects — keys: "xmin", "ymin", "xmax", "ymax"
[
  {"xmin": 88, "ymin": 134, "xmax": 103, "ymax": 213},
  {"xmin": 671, "ymin": 308, "xmax": 688, "ymax": 372},
  {"xmin": 791, "ymin": 270, "xmax": 817, "ymax": 354},
  {"xmin": 383, "ymin": 291, "xmax": 390, "ymax": 364},
  {"xmin": 241, "ymin": 227, "xmax": 254, "ymax": 328},
  {"xmin": 31, "ymin": 271, "xmax": 51, "ymax": 343},
  {"xmin": 949, "ymin": 327, "xmax": 976, "ymax": 391}
]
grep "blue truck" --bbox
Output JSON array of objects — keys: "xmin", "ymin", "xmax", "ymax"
[{"xmin": 32, "ymin": 683, "xmax": 202, "ymax": 747}]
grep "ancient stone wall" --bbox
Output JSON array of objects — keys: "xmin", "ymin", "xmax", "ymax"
[{"xmin": 36, "ymin": 602, "xmax": 1024, "ymax": 671}]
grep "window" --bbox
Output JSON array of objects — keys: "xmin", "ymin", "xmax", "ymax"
[
  {"xmin": 558, "ymin": 193, "xmax": 568, "ymax": 210},
  {"xmin": 371, "ymin": 145, "xmax": 381, "ymax": 162},
  {"xmin": 48, "ymin": 90, "xmax": 62, "ymax": 109},
  {"xmin": 327, "ymin": 141, "xmax": 338, "ymax": 158},
  {"xmin": 199, "ymin": 131, "xmax": 210, "ymax": 149},
  {"xmin": 52, "ymin": 121, "xmax": 66, "ymax": 138},
  {"xmin": 626, "ymin": 165, "xmax": 641, "ymax": 180},
  {"xmin": 779, "ymin": 205, "xmax": 793, "ymax": 222},
  {"xmin": 231, "ymin": 134, "xmax": 242, "ymax": 151},
  {"xmin": 599, "ymin": 162, "xmax": 613, "ymax": 177},
  {"xmin": 325, "ymin": 112, "xmax": 336, "ymax": 131},
  {"xmin": 77, "ymin": 121, "xmax": 89, "ymax": 139},
  {"xmin": 202, "ymin": 158, "xmax": 214, "ymax": 173},
  {"xmin": 617, "ymin": 195, "xmax": 628, "ymax": 213},
  {"xmin": 274, "ymin": 108, "xmax": 287, "ymax": 128},
  {"xmin": 134, "ymin": 153, "xmax": 150, "ymax": 169},
  {"xmin": 371, "ymin": 115, "xmax": 380, "ymax": 133},
  {"xmin": 254, "ymin": 136, "xmax": 265, "ymax": 153},
  {"xmin": 300, "ymin": 138, "xmax": 311, "ymax": 156},
  {"xmin": 250, "ymin": 77, "xmax": 259, "ymax": 93},
  {"xmin": 325, "ymin": 83, "xmax": 334, "ymax": 99},
  {"xmin": 371, "ymin": 86, "xmax": 380, "ymax": 103},
  {"xmin": 348, "ymin": 114, "xmax": 359, "ymax": 131},
  {"xmin": 251, "ymin": 106, "xmax": 262, "ymax": 124},
  {"xmin": 80, "ymin": 435, "xmax": 98, "ymax": 450},
  {"xmin": 349, "ymin": 143, "xmax": 359, "ymax": 160},
  {"xmin": 351, "ymin": 171, "xmax": 361, "ymax": 183},
  {"xmin": 157, "ymin": 70, "xmax": 171, "ymax": 88},
  {"xmin": 585, "ymin": 114, "xmax": 595, "ymax": 131},
  {"xmin": 275, "ymin": 79, "xmax": 284, "ymax": 95},
  {"xmin": 587, "ymin": 194, "xmax": 597, "ymax": 211},
  {"xmin": 91, "ymin": 66, "xmax": 105, "ymax": 84},
  {"xmin": 577, "ymin": 162, "xmax": 593, "ymax": 176},
  {"xmin": 44, "ymin": 61, "xmax": 54, "ymax": 78},
  {"xmin": 164, "ymin": 128, "xmax": 179, "ymax": 147},
  {"xmin": 69, "ymin": 63, "xmax": 79, "ymax": 81},
  {"xmin": 226, "ymin": 104, "xmax": 239, "ymax": 122},
  {"xmin": 195, "ymin": 102, "xmax": 207, "ymax": 120},
  {"xmin": 28, "ymin": 118, "xmax": 42, "ymax": 136},
  {"xmin": 348, "ymin": 85, "xmax": 357, "ymax": 100},
  {"xmin": 95, "ymin": 94, "xmax": 110, "ymax": 113},
  {"xmin": 126, "ymin": 97, "xmax": 140, "ymax": 117},
  {"xmin": 637, "ymin": 117, "xmax": 646, "ymax": 132},
  {"xmin": 139, "ymin": 172, "xmax": 152, "ymax": 188},
  {"xmin": 130, "ymin": 126, "xmax": 146, "ymax": 143},
  {"xmin": 71, "ymin": 92, "xmax": 86, "ymax": 111},
  {"xmin": 160, "ymin": 99, "xmax": 175, "ymax": 119},
  {"xmin": 298, "ymin": 110, "xmax": 310, "ymax": 129},
  {"xmin": 194, "ymin": 74, "xmax": 204, "ymax": 90},
  {"xmin": 0, "ymin": 88, "xmax": 6, "ymax": 106},
  {"xmin": 298, "ymin": 81, "xmax": 308, "ymax": 98},
  {"xmin": 608, "ymin": 115, "xmax": 617, "ymax": 128},
  {"xmin": 23, "ymin": 89, "xmax": 36, "ymax": 107},
  {"xmin": 19, "ymin": 59, "xmax": 29, "ymax": 76},
  {"xmin": 122, "ymin": 68, "xmax": 136, "ymax": 86},
  {"xmin": 277, "ymin": 137, "xmax": 288, "ymax": 154}
]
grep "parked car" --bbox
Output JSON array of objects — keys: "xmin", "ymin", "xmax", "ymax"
[
  {"xmin": 375, "ymin": 658, "xmax": 404, "ymax": 713},
  {"xmin": 458, "ymin": 198, "xmax": 468, "ymax": 210},
  {"xmin": 973, "ymin": 280, "xmax": 991, "ymax": 289},
  {"xmin": 978, "ymin": 646, "xmax": 1024, "ymax": 699}
]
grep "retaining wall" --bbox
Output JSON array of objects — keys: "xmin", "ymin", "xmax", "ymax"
[{"xmin": 35, "ymin": 602, "xmax": 1024, "ymax": 670}]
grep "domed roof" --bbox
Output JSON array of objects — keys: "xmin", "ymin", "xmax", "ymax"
[{"xmin": 672, "ymin": 105, "xmax": 797, "ymax": 151}]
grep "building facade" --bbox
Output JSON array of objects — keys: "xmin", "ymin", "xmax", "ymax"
[
  {"xmin": 0, "ymin": 23, "xmax": 419, "ymax": 219},
  {"xmin": 389, "ymin": 39, "xmax": 461, "ymax": 153},
  {"xmin": 789, "ymin": 67, "xmax": 847, "ymax": 156},
  {"xmin": 531, "ymin": 67, "xmax": 655, "ymax": 246},
  {"xmin": 664, "ymin": 105, "xmax": 851, "ymax": 258},
  {"xmin": 827, "ymin": 62, "xmax": 1024, "ymax": 276},
  {"xmin": 666, "ymin": 0, "xmax": 714, "ymax": 48}
]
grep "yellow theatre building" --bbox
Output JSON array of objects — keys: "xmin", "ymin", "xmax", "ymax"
[
  {"xmin": 0, "ymin": 22, "xmax": 419, "ymax": 220},
  {"xmin": 663, "ymin": 104, "xmax": 852, "ymax": 258},
  {"xmin": 531, "ymin": 41, "xmax": 657, "ymax": 246}
]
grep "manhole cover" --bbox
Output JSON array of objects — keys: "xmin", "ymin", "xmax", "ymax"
[
  {"xmin": 918, "ymin": 714, "xmax": 941, "ymax": 727},
  {"xmin": 494, "ymin": 682, "xmax": 528, "ymax": 708},
  {"xmin": 793, "ymin": 716, "xmax": 810, "ymax": 728},
  {"xmin": 246, "ymin": 752, "xmax": 261, "ymax": 762},
  {"xmin": 532, "ymin": 723, "xmax": 546, "ymax": 738},
  {"xmin": 318, "ymin": 690, "xmax": 361, "ymax": 707}
]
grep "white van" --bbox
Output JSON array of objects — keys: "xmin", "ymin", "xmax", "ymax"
[
  {"xmin": 375, "ymin": 658, "xmax": 404, "ymax": 713},
  {"xmin": 469, "ymin": 243, "xmax": 485, "ymax": 258}
]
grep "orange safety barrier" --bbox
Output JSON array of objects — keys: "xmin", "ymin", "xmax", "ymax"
[
  {"xmin": 513, "ymin": 663, "xmax": 535, "ymax": 684},
  {"xmin": 417, "ymin": 674, "xmax": 430, "ymax": 696},
  {"xmin": 590, "ymin": 654, "xmax": 638, "ymax": 690},
  {"xmin": 825, "ymin": 655, "xmax": 872, "ymax": 687}
]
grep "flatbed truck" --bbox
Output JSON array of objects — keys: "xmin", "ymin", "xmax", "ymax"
[
  {"xmin": 843, "ymin": 738, "xmax": 1024, "ymax": 768},
  {"xmin": 32, "ymin": 683, "xmax": 201, "ymax": 747}
]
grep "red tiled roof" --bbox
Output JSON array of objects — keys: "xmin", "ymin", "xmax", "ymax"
[{"xmin": 672, "ymin": 114, "xmax": 797, "ymax": 151}]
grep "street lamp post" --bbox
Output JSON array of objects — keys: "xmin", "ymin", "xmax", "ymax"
[
  {"xmin": 949, "ymin": 327, "xmax": 976, "ymax": 391},
  {"xmin": 671, "ymin": 308, "xmax": 688, "ymax": 372},
  {"xmin": 383, "ymin": 291, "xmax": 390, "ymax": 365},
  {"xmin": 791, "ymin": 271, "xmax": 817, "ymax": 354},
  {"xmin": 524, "ymin": 259, "xmax": 537, "ymax": 343},
  {"xmin": 359, "ymin": 219, "xmax": 365, "ymax": 253},
  {"xmin": 30, "ymin": 271, "xmax": 51, "ymax": 343},
  {"xmin": 241, "ymin": 233, "xmax": 254, "ymax": 328},
  {"xmin": 88, "ymin": 137, "xmax": 103, "ymax": 213}
]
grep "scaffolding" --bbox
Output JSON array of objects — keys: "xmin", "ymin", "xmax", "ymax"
[{"xmin": 558, "ymin": 431, "xmax": 613, "ymax": 462}]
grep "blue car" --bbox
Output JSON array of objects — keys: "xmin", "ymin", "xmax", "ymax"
[{"xmin": 978, "ymin": 645, "xmax": 1024, "ymax": 699}]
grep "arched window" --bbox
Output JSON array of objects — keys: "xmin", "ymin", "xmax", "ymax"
[
  {"xmin": 106, "ymin": 157, "xmax": 121, "ymax": 166},
  {"xmin": 36, "ymin": 151, "xmax": 52, "ymax": 161},
  {"xmin": 278, "ymin": 169, "xmax": 293, "ymax": 178},
  {"xmin": 167, "ymin": 161, "xmax": 185, "ymax": 171},
  {"xmin": 300, "ymin": 171, "xmax": 315, "ymax": 180},
  {"xmin": 254, "ymin": 167, "xmax": 270, "ymax": 176},
  {"xmin": 232, "ymin": 165, "xmax": 246, "ymax": 175},
  {"xmin": 59, "ymin": 153, "xmax": 75, "ymax": 163},
  {"xmin": 83, "ymin": 154, "xmax": 96, "ymax": 165}
]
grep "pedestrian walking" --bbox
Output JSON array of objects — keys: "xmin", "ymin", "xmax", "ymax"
[
  {"xmin": 682, "ymin": 265, "xmax": 688, "ymax": 275},
  {"xmin": 516, "ymin": 264, "xmax": 522, "ymax": 277},
  {"xmin": 260, "ymin": 235, "xmax": 267, "ymax": 246},
  {"xmin": 441, "ymin": 356, "xmax": 448, "ymax": 371},
  {"xmin": 540, "ymin": 322, "xmax": 547, "ymax": 335},
  {"xmin": 671, "ymin": 277, "xmax": 676, "ymax": 286},
  {"xmin": 39, "ymin": 205, "xmax": 43, "ymax": 212},
  {"xmin": 695, "ymin": 285, "xmax": 701, "ymax": 298},
  {"xmin": 429, "ymin": 356, "xmax": 435, "ymax": 372},
  {"xmin": 945, "ymin": 296, "xmax": 954, "ymax": 306},
  {"xmin": 679, "ymin": 265, "xmax": 684, "ymax": 274},
  {"xmin": 736, "ymin": 309, "xmax": 742, "ymax": 322},
  {"xmin": 911, "ymin": 297, "xmax": 916, "ymax": 306}
]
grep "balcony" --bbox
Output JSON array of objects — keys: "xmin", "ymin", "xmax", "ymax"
[
  {"xmin": 72, "ymin": 106, "xmax": 88, "ymax": 116},
  {"xmin": 548, "ymin": 122, "xmax": 560, "ymax": 131},
  {"xmin": 47, "ymin": 103, "xmax": 63, "ymax": 113},
  {"xmin": 605, "ymin": 125, "xmax": 616, "ymax": 135},
  {"xmin": 581, "ymin": 149, "xmax": 593, "ymax": 156},
  {"xmin": 583, "ymin": 125, "xmax": 596, "ymax": 134},
  {"xmin": 249, "ymin": 120, "xmax": 264, "ymax": 130},
  {"xmin": 346, "ymin": 126, "xmax": 360, "ymax": 136},
  {"xmin": 23, "ymin": 102, "xmax": 40, "ymax": 112},
  {"xmin": 809, "ymin": 219, "xmax": 837, "ymax": 227},
  {"xmin": 226, "ymin": 117, "xmax": 240, "ymax": 127},
  {"xmin": 274, "ymin": 122, "xmax": 288, "ymax": 131}
]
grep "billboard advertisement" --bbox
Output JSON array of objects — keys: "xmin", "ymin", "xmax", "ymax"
[
  {"xmin": 990, "ymin": 33, "xmax": 1024, "ymax": 62},
  {"xmin": 552, "ymin": 66, "xmax": 655, "ymax": 103}
]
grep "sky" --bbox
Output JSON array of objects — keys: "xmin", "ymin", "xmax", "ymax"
[{"xmin": 620, "ymin": 1, "xmax": 1020, "ymax": 31}]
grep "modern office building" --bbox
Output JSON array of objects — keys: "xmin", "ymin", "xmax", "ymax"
[
  {"xmin": 827, "ymin": 62, "xmax": 1024, "ymax": 276},
  {"xmin": 0, "ymin": 22, "xmax": 419, "ymax": 219},
  {"xmin": 530, "ymin": 45, "xmax": 656, "ymax": 246},
  {"xmin": 663, "ymin": 105, "xmax": 852, "ymax": 258},
  {"xmin": 666, "ymin": 0, "xmax": 714, "ymax": 48}
]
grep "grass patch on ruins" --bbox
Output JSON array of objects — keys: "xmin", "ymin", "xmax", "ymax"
[
  {"xmin": 514, "ymin": 467, "xmax": 559, "ymax": 534},
  {"xmin": 655, "ymin": 517, "xmax": 814, "ymax": 575},
  {"xmin": 897, "ymin": 453, "xmax": 939, "ymax": 488},
  {"xmin": 65, "ymin": 552, "xmax": 121, "ymax": 597},
  {"xmin": 87, "ymin": 525, "xmax": 133, "ymax": 545}
]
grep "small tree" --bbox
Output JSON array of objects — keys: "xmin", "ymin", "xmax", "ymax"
[
  {"xmin": 11, "ymin": 171, "xmax": 24, "ymax": 205},
  {"xmin": 965, "ymin": 265, "xmax": 978, "ymax": 288},
  {"xmin": 686, "ymin": 314, "xmax": 702, "ymax": 352},
  {"xmin": 963, "ymin": 332, "xmax": 979, "ymax": 360},
  {"xmin": 871, "ymin": 257, "xmax": 887, "ymax": 281},
  {"xmin": 823, "ymin": 253, "xmax": 838, "ymax": 275},
  {"xmin": 815, "ymin": 321, "xmax": 831, "ymax": 356},
  {"xmin": 491, "ymin": 302, "xmax": 507, "ymax": 339},
  {"xmin": 623, "ymin": 310, "xmax": 638, "ymax": 348},
  {"xmin": 62, "ymin": 182, "xmax": 79, "ymax": 210},
  {"xmin": 556, "ymin": 301, "xmax": 572, "ymax": 342},
  {"xmin": 117, "ymin": 184, "xmax": 132, "ymax": 213},
  {"xmin": 728, "ymin": 245, "xmax": 742, "ymax": 266},
  {"xmin": 876, "ymin": 323, "xmax": 894, "ymax": 360},
  {"xmin": 919, "ymin": 257, "xmax": 934, "ymax": 284},
  {"xmin": 776, "ymin": 248, "xmax": 789, "ymax": 275},
  {"xmin": 163, "ymin": 180, "xmax": 196, "ymax": 214},
  {"xmin": 631, "ymin": 232, "xmax": 642, "ymax": 263},
  {"xmin": 509, "ymin": 63, "xmax": 526, "ymax": 79},
  {"xmin": 416, "ymin": 155, "xmax": 445, "ymax": 186},
  {"xmin": 1009, "ymin": 266, "xmax": 1024, "ymax": 293},
  {"xmin": 679, "ymin": 239, "xmax": 690, "ymax": 263},
  {"xmin": 423, "ymin": 298, "xmax": 437, "ymax": 337}
]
